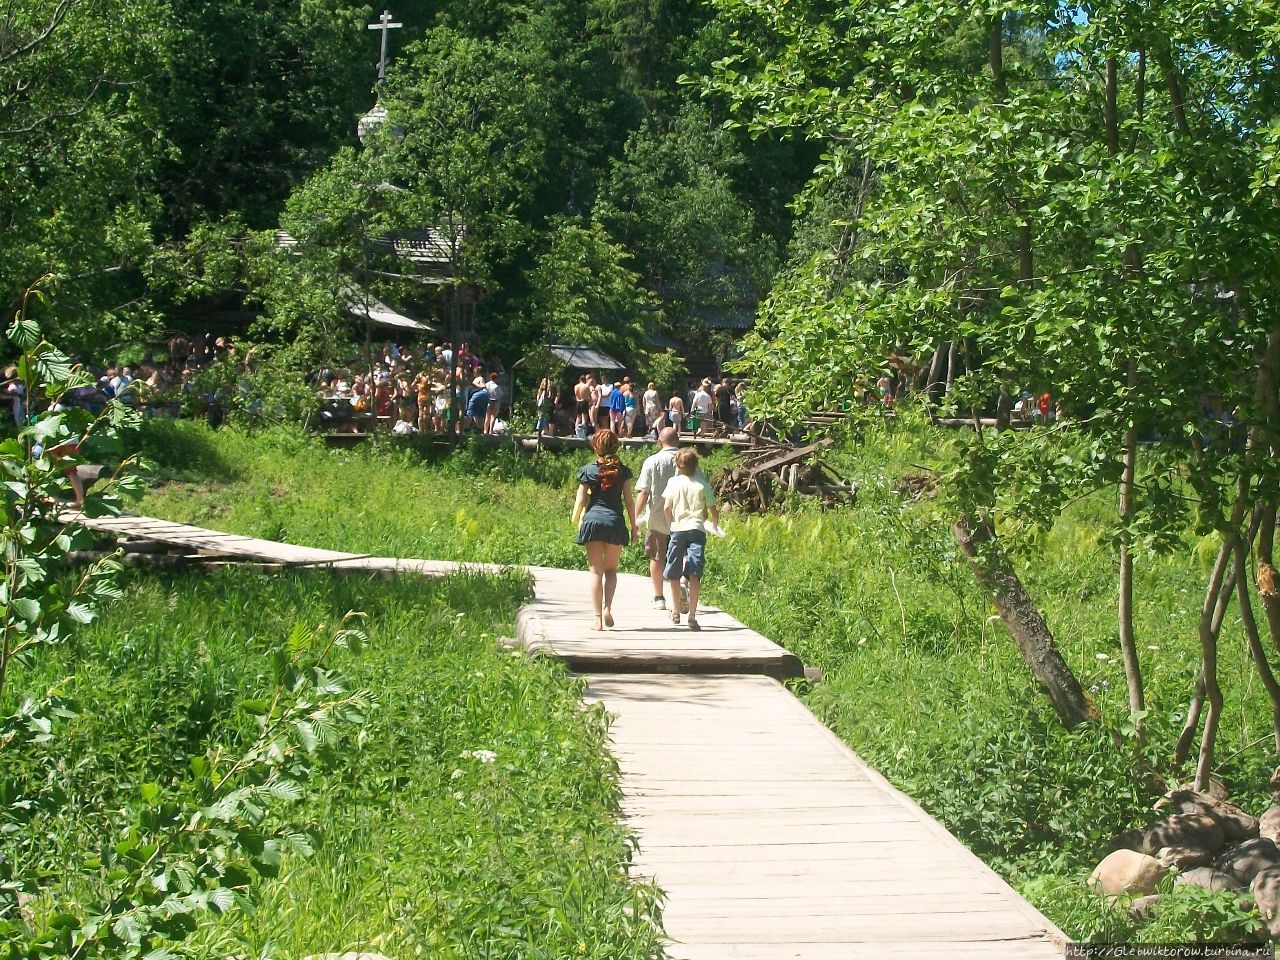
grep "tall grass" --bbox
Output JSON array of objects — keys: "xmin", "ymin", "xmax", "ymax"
[
  {"xmin": 131, "ymin": 420, "xmax": 1277, "ymax": 939},
  {"xmin": 4, "ymin": 567, "xmax": 663, "ymax": 959}
]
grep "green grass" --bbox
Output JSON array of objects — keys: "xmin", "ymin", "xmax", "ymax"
[
  {"xmin": 127, "ymin": 419, "xmax": 1278, "ymax": 941},
  {"xmin": 4, "ymin": 567, "xmax": 663, "ymax": 959}
]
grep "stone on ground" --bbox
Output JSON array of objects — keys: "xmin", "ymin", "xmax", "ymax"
[
  {"xmin": 1253, "ymin": 866, "xmax": 1280, "ymax": 940},
  {"xmin": 1142, "ymin": 813, "xmax": 1223, "ymax": 858},
  {"xmin": 1089, "ymin": 850, "xmax": 1168, "ymax": 896},
  {"xmin": 1215, "ymin": 837, "xmax": 1280, "ymax": 888},
  {"xmin": 1260, "ymin": 806, "xmax": 1280, "ymax": 844},
  {"xmin": 1174, "ymin": 865, "xmax": 1243, "ymax": 891},
  {"xmin": 1162, "ymin": 790, "xmax": 1260, "ymax": 845}
]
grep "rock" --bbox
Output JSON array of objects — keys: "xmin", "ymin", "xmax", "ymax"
[
  {"xmin": 1174, "ymin": 866, "xmax": 1244, "ymax": 892},
  {"xmin": 1261, "ymin": 807, "xmax": 1280, "ymax": 843},
  {"xmin": 1215, "ymin": 837, "xmax": 1280, "ymax": 887},
  {"xmin": 1128, "ymin": 894, "xmax": 1162, "ymax": 921},
  {"xmin": 1088, "ymin": 850, "xmax": 1169, "ymax": 896},
  {"xmin": 1109, "ymin": 828, "xmax": 1145, "ymax": 853},
  {"xmin": 1142, "ymin": 814, "xmax": 1224, "ymax": 857},
  {"xmin": 1253, "ymin": 866, "xmax": 1280, "ymax": 941},
  {"xmin": 1155, "ymin": 846, "xmax": 1213, "ymax": 870},
  {"xmin": 1162, "ymin": 790, "xmax": 1260, "ymax": 844}
]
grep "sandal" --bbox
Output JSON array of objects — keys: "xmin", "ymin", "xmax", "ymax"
[
  {"xmin": 603, "ymin": 610, "xmax": 614, "ymax": 628},
  {"xmin": 671, "ymin": 610, "xmax": 681, "ymax": 625},
  {"xmin": 688, "ymin": 618, "xmax": 701, "ymax": 632}
]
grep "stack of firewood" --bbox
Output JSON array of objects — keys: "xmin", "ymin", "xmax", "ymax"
[{"xmin": 713, "ymin": 439, "xmax": 857, "ymax": 513}]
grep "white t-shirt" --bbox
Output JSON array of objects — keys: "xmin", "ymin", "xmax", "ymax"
[
  {"xmin": 486, "ymin": 379, "xmax": 503, "ymax": 402},
  {"xmin": 662, "ymin": 473, "xmax": 717, "ymax": 532},
  {"xmin": 636, "ymin": 448, "xmax": 679, "ymax": 535},
  {"xmin": 691, "ymin": 389, "xmax": 713, "ymax": 416}
]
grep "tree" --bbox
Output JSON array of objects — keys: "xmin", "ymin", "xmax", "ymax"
[
  {"xmin": 523, "ymin": 217, "xmax": 661, "ymax": 365},
  {"xmin": 596, "ymin": 101, "xmax": 777, "ymax": 334},
  {"xmin": 704, "ymin": 0, "xmax": 1280, "ymax": 757},
  {"xmin": 0, "ymin": 0, "xmax": 172, "ymax": 353}
]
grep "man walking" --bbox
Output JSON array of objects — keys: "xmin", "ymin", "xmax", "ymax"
[{"xmin": 634, "ymin": 426, "xmax": 682, "ymax": 610}]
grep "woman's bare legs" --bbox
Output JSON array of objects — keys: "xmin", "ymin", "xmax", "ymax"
[
  {"xmin": 585, "ymin": 541, "xmax": 624, "ymax": 628},
  {"xmin": 601, "ymin": 542, "xmax": 622, "ymax": 626},
  {"xmin": 584, "ymin": 541, "xmax": 606, "ymax": 629}
]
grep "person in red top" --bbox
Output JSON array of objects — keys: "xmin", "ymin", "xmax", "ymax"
[{"xmin": 1038, "ymin": 392, "xmax": 1052, "ymax": 421}]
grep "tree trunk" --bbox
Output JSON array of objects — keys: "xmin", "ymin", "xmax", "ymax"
[
  {"xmin": 953, "ymin": 516, "xmax": 1097, "ymax": 728},
  {"xmin": 1118, "ymin": 357, "xmax": 1145, "ymax": 742},
  {"xmin": 1128, "ymin": 49, "xmax": 1146, "ymax": 153},
  {"xmin": 989, "ymin": 12, "xmax": 1005, "ymax": 100},
  {"xmin": 1105, "ymin": 57, "xmax": 1120, "ymax": 154},
  {"xmin": 1235, "ymin": 535, "xmax": 1280, "ymax": 756},
  {"xmin": 1259, "ymin": 505, "xmax": 1280, "ymax": 655},
  {"xmin": 945, "ymin": 340, "xmax": 959, "ymax": 395}
]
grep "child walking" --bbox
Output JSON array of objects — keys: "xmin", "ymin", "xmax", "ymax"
[{"xmin": 662, "ymin": 448, "xmax": 719, "ymax": 631}]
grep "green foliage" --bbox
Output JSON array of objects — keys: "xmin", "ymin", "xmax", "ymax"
[
  {"xmin": 8, "ymin": 566, "xmax": 663, "ymax": 959},
  {"xmin": 524, "ymin": 218, "xmax": 661, "ymax": 364},
  {"xmin": 1019, "ymin": 875, "xmax": 1136, "ymax": 943},
  {"xmin": 597, "ymin": 101, "xmax": 777, "ymax": 329},
  {"xmin": 180, "ymin": 351, "xmax": 317, "ymax": 430},
  {"xmin": 1136, "ymin": 881, "xmax": 1264, "ymax": 944}
]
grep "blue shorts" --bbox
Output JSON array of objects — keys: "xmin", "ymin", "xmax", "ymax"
[{"xmin": 664, "ymin": 529, "xmax": 707, "ymax": 580}]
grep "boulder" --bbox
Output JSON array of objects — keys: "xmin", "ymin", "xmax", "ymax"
[
  {"xmin": 1162, "ymin": 790, "xmax": 1260, "ymax": 844},
  {"xmin": 1260, "ymin": 807, "xmax": 1280, "ymax": 844},
  {"xmin": 1253, "ymin": 866, "xmax": 1280, "ymax": 941},
  {"xmin": 1088, "ymin": 850, "xmax": 1168, "ymax": 896},
  {"xmin": 1142, "ymin": 814, "xmax": 1224, "ymax": 857},
  {"xmin": 1154, "ymin": 846, "xmax": 1213, "ymax": 870},
  {"xmin": 1215, "ymin": 837, "xmax": 1280, "ymax": 887},
  {"xmin": 1174, "ymin": 866, "xmax": 1244, "ymax": 892}
]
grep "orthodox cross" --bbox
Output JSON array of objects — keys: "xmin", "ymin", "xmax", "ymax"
[{"xmin": 368, "ymin": 10, "xmax": 403, "ymax": 83}]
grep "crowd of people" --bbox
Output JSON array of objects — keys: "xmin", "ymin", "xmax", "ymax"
[
  {"xmin": 561, "ymin": 374, "xmax": 749, "ymax": 440},
  {"xmin": 314, "ymin": 341, "xmax": 511, "ymax": 437}
]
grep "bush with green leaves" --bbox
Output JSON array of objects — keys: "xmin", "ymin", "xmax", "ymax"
[{"xmin": 1, "ymin": 284, "xmax": 373, "ymax": 960}]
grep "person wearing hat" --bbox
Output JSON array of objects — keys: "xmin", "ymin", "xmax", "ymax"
[{"xmin": 465, "ymin": 376, "xmax": 489, "ymax": 432}]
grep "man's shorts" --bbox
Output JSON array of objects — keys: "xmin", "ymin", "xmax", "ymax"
[
  {"xmin": 664, "ymin": 529, "xmax": 707, "ymax": 580},
  {"xmin": 644, "ymin": 529, "xmax": 670, "ymax": 562}
]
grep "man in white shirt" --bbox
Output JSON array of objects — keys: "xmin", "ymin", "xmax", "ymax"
[{"xmin": 634, "ymin": 427, "xmax": 682, "ymax": 609}]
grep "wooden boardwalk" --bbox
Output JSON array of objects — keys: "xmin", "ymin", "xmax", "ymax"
[{"xmin": 69, "ymin": 512, "xmax": 1066, "ymax": 959}]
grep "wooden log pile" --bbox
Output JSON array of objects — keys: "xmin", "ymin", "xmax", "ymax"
[{"xmin": 713, "ymin": 439, "xmax": 857, "ymax": 513}]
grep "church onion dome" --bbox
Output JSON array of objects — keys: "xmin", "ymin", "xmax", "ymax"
[{"xmin": 358, "ymin": 103, "xmax": 388, "ymax": 144}]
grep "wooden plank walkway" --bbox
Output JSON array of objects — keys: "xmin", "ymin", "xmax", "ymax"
[{"xmin": 68, "ymin": 512, "xmax": 1066, "ymax": 958}]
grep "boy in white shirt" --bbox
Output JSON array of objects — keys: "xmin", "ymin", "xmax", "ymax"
[{"xmin": 662, "ymin": 448, "xmax": 719, "ymax": 630}]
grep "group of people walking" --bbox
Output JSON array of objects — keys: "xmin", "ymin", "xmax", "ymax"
[
  {"xmin": 571, "ymin": 427, "xmax": 719, "ymax": 632},
  {"xmin": 568, "ymin": 375, "xmax": 748, "ymax": 439}
]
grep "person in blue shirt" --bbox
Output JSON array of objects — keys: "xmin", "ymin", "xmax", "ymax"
[
  {"xmin": 608, "ymin": 381, "xmax": 628, "ymax": 435},
  {"xmin": 465, "ymin": 377, "xmax": 489, "ymax": 432}
]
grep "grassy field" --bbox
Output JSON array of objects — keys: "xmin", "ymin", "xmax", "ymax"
[
  {"xmin": 128, "ymin": 419, "xmax": 1277, "ymax": 940},
  {"xmin": 3, "ymin": 565, "xmax": 664, "ymax": 959}
]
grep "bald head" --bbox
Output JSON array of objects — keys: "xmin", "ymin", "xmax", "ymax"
[{"xmin": 659, "ymin": 426, "xmax": 679, "ymax": 448}]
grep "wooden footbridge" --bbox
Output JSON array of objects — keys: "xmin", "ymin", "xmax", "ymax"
[{"xmin": 70, "ymin": 511, "xmax": 1067, "ymax": 959}]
